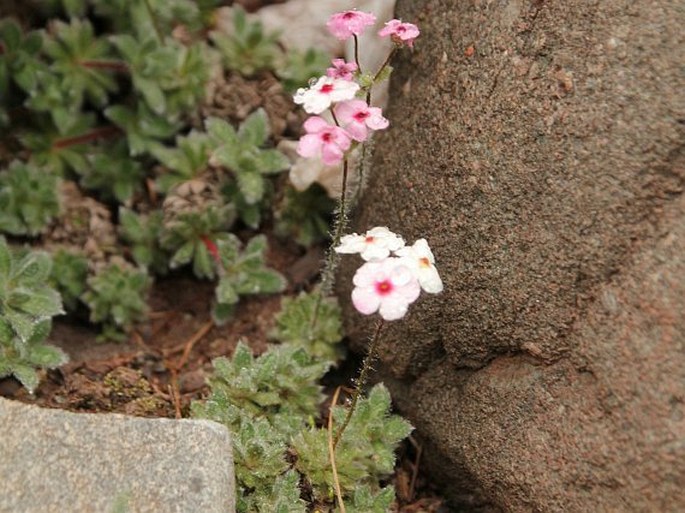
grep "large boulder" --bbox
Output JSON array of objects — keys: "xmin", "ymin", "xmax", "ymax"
[{"xmin": 339, "ymin": 0, "xmax": 685, "ymax": 510}]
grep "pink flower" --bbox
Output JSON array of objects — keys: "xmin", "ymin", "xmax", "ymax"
[
  {"xmin": 293, "ymin": 76, "xmax": 360, "ymax": 115},
  {"xmin": 334, "ymin": 100, "xmax": 389, "ymax": 142},
  {"xmin": 326, "ymin": 59, "xmax": 358, "ymax": 81},
  {"xmin": 351, "ymin": 257, "xmax": 421, "ymax": 321},
  {"xmin": 326, "ymin": 10, "xmax": 377, "ymax": 40},
  {"xmin": 378, "ymin": 19, "xmax": 420, "ymax": 48},
  {"xmin": 297, "ymin": 116, "xmax": 352, "ymax": 166}
]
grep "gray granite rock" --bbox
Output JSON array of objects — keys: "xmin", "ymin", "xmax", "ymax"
[{"xmin": 0, "ymin": 398, "xmax": 235, "ymax": 513}]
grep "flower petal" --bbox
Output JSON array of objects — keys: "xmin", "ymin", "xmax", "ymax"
[
  {"xmin": 418, "ymin": 266, "xmax": 443, "ymax": 293},
  {"xmin": 352, "ymin": 286, "xmax": 381, "ymax": 315},
  {"xmin": 297, "ymin": 134, "xmax": 322, "ymax": 158},
  {"xmin": 303, "ymin": 116, "xmax": 330, "ymax": 133},
  {"xmin": 378, "ymin": 295, "xmax": 410, "ymax": 321}
]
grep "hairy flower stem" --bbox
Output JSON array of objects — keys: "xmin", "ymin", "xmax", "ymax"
[
  {"xmin": 366, "ymin": 47, "xmax": 398, "ymax": 104},
  {"xmin": 333, "ymin": 318, "xmax": 385, "ymax": 448},
  {"xmin": 52, "ymin": 125, "xmax": 122, "ymax": 149},
  {"xmin": 309, "ymin": 158, "xmax": 350, "ymax": 334},
  {"xmin": 353, "ymin": 34, "xmax": 362, "ymax": 73}
]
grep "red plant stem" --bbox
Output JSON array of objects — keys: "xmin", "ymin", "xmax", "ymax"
[
  {"xmin": 79, "ymin": 60, "xmax": 130, "ymax": 73},
  {"xmin": 353, "ymin": 34, "xmax": 362, "ymax": 73},
  {"xmin": 201, "ymin": 235, "xmax": 222, "ymax": 267},
  {"xmin": 52, "ymin": 125, "xmax": 122, "ymax": 149}
]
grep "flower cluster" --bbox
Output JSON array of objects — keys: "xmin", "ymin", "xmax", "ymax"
[
  {"xmin": 335, "ymin": 227, "xmax": 442, "ymax": 321},
  {"xmin": 293, "ymin": 10, "xmax": 419, "ymax": 167}
]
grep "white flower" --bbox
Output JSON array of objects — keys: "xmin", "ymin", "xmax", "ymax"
[
  {"xmin": 293, "ymin": 76, "xmax": 360, "ymax": 114},
  {"xmin": 351, "ymin": 257, "xmax": 421, "ymax": 321},
  {"xmin": 335, "ymin": 226, "xmax": 405, "ymax": 261},
  {"xmin": 395, "ymin": 238, "xmax": 443, "ymax": 293}
]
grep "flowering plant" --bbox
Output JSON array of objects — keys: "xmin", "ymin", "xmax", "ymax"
[
  {"xmin": 336, "ymin": 227, "xmax": 442, "ymax": 321},
  {"xmin": 289, "ymin": 10, "xmax": 426, "ymax": 511},
  {"xmin": 291, "ymin": 10, "xmax": 420, "ymax": 189}
]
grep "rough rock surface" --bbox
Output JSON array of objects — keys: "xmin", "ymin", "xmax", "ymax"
[
  {"xmin": 339, "ymin": 0, "xmax": 685, "ymax": 511},
  {"xmin": 0, "ymin": 398, "xmax": 235, "ymax": 513}
]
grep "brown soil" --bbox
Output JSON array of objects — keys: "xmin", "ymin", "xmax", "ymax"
[{"xmin": 0, "ymin": 232, "xmax": 306, "ymax": 417}]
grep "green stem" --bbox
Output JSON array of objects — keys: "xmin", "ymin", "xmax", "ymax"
[
  {"xmin": 333, "ymin": 318, "xmax": 384, "ymax": 448},
  {"xmin": 143, "ymin": 0, "xmax": 165, "ymax": 44}
]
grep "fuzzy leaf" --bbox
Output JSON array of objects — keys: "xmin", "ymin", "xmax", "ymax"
[
  {"xmin": 12, "ymin": 288, "xmax": 63, "ymax": 318},
  {"xmin": 26, "ymin": 342, "xmax": 68, "ymax": 369},
  {"xmin": 0, "ymin": 238, "xmax": 11, "ymax": 282},
  {"xmin": 215, "ymin": 276, "xmax": 239, "ymax": 305},
  {"xmin": 0, "ymin": 319, "xmax": 13, "ymax": 343},
  {"xmin": 3, "ymin": 309, "xmax": 36, "ymax": 343},
  {"xmin": 193, "ymin": 342, "xmax": 331, "ymax": 436},
  {"xmin": 236, "ymin": 171, "xmax": 264, "ymax": 205},
  {"xmin": 271, "ymin": 290, "xmax": 343, "ymax": 361},
  {"xmin": 50, "ymin": 250, "xmax": 88, "ymax": 312},
  {"xmin": 235, "ymin": 269, "xmax": 286, "ymax": 296},
  {"xmin": 1, "ymin": 19, "xmax": 22, "ymax": 51},
  {"xmin": 254, "ymin": 149, "xmax": 290, "ymax": 175},
  {"xmin": 252, "ymin": 470, "xmax": 306, "ymax": 513},
  {"xmin": 293, "ymin": 384, "xmax": 412, "ymax": 501},
  {"xmin": 346, "ymin": 485, "xmax": 396, "ymax": 513},
  {"xmin": 206, "ymin": 117, "xmax": 239, "ymax": 149},
  {"xmin": 15, "ymin": 251, "xmax": 52, "ymax": 286},
  {"xmin": 238, "ymin": 108, "xmax": 269, "ymax": 147},
  {"xmin": 170, "ymin": 241, "xmax": 195, "ymax": 269},
  {"xmin": 0, "ymin": 161, "xmax": 60, "ymax": 236},
  {"xmin": 10, "ymin": 364, "xmax": 40, "ymax": 393}
]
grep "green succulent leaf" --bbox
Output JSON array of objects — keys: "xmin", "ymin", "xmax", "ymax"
[
  {"xmin": 81, "ymin": 263, "xmax": 151, "ymax": 341},
  {"xmin": 271, "ymin": 290, "xmax": 343, "ymax": 361},
  {"xmin": 118, "ymin": 209, "xmax": 168, "ymax": 275},
  {"xmin": 206, "ymin": 117, "xmax": 240, "ymax": 153},
  {"xmin": 274, "ymin": 184, "xmax": 334, "ymax": 248},
  {"xmin": 110, "ymin": 34, "xmax": 210, "ymax": 121},
  {"xmin": 43, "ymin": 18, "xmax": 119, "ymax": 110},
  {"xmin": 293, "ymin": 384, "xmax": 412, "ymax": 502},
  {"xmin": 0, "ymin": 19, "xmax": 44, "ymax": 96},
  {"xmin": 238, "ymin": 108, "xmax": 269, "ymax": 147},
  {"xmin": 192, "ymin": 342, "xmax": 331, "ymax": 436},
  {"xmin": 210, "ymin": 7, "xmax": 281, "ymax": 77},
  {"xmin": 151, "ymin": 130, "xmax": 212, "ymax": 192},
  {"xmin": 50, "ymin": 249, "xmax": 88, "ymax": 312},
  {"xmin": 0, "ymin": 239, "xmax": 66, "ymax": 392},
  {"xmin": 211, "ymin": 235, "xmax": 286, "ymax": 323},
  {"xmin": 19, "ymin": 113, "xmax": 96, "ymax": 175},
  {"xmin": 80, "ymin": 141, "xmax": 145, "ymax": 203},
  {"xmin": 0, "ymin": 161, "xmax": 60, "ymax": 236},
  {"xmin": 161, "ymin": 207, "xmax": 236, "ymax": 279},
  {"xmin": 277, "ymin": 47, "xmax": 330, "ymax": 93},
  {"xmin": 207, "ymin": 111, "xmax": 288, "ymax": 209},
  {"xmin": 105, "ymin": 102, "xmax": 179, "ymax": 156}
]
